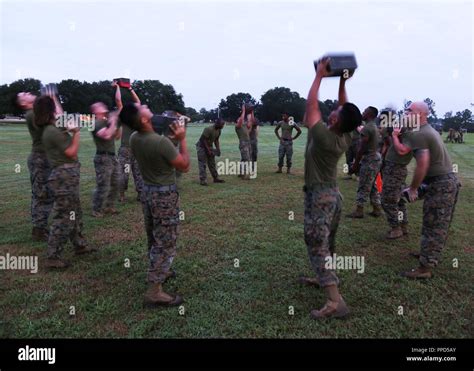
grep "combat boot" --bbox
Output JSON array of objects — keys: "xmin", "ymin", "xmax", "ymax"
[
  {"xmin": 298, "ymin": 275, "xmax": 320, "ymax": 287},
  {"xmin": 275, "ymin": 167, "xmax": 282, "ymax": 173},
  {"xmin": 346, "ymin": 205, "xmax": 364, "ymax": 218},
  {"xmin": 386, "ymin": 226, "xmax": 403, "ymax": 240},
  {"xmin": 103, "ymin": 208, "xmax": 119, "ymax": 215},
  {"xmin": 213, "ymin": 178, "xmax": 225, "ymax": 183},
  {"xmin": 369, "ymin": 204, "xmax": 383, "ymax": 217},
  {"xmin": 400, "ymin": 266, "xmax": 432, "ymax": 279},
  {"xmin": 44, "ymin": 257, "xmax": 70, "ymax": 269},
  {"xmin": 143, "ymin": 283, "xmax": 183, "ymax": 307},
  {"xmin": 91, "ymin": 210, "xmax": 104, "ymax": 218},
  {"xmin": 401, "ymin": 223, "xmax": 409, "ymax": 236},
  {"xmin": 119, "ymin": 192, "xmax": 126, "ymax": 203},
  {"xmin": 200, "ymin": 180, "xmax": 208, "ymax": 186},
  {"xmin": 74, "ymin": 245, "xmax": 98, "ymax": 256},
  {"xmin": 241, "ymin": 174, "xmax": 251, "ymax": 180},
  {"xmin": 287, "ymin": 167, "xmax": 292, "ymax": 175},
  {"xmin": 32, "ymin": 227, "xmax": 48, "ymax": 242},
  {"xmin": 310, "ymin": 297, "xmax": 350, "ymax": 319}
]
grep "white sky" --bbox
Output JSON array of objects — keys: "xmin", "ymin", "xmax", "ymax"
[{"xmin": 1, "ymin": 0, "xmax": 473, "ymax": 116}]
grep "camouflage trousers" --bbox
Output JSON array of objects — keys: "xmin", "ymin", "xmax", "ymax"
[
  {"xmin": 356, "ymin": 152, "xmax": 382, "ymax": 206},
  {"xmin": 381, "ymin": 161, "xmax": 408, "ymax": 228},
  {"xmin": 142, "ymin": 185, "xmax": 180, "ymax": 284},
  {"xmin": 278, "ymin": 139, "xmax": 293, "ymax": 168},
  {"xmin": 304, "ymin": 185, "xmax": 342, "ymax": 288},
  {"xmin": 118, "ymin": 146, "xmax": 143, "ymax": 198},
  {"xmin": 92, "ymin": 154, "xmax": 120, "ymax": 212},
  {"xmin": 196, "ymin": 144, "xmax": 218, "ymax": 181},
  {"xmin": 27, "ymin": 151, "xmax": 53, "ymax": 229},
  {"xmin": 250, "ymin": 139, "xmax": 258, "ymax": 172},
  {"xmin": 345, "ymin": 139, "xmax": 360, "ymax": 175},
  {"xmin": 420, "ymin": 174, "xmax": 460, "ymax": 268},
  {"xmin": 239, "ymin": 140, "xmax": 251, "ymax": 175},
  {"xmin": 47, "ymin": 163, "xmax": 87, "ymax": 258}
]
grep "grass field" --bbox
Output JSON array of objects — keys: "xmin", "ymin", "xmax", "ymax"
[{"xmin": 0, "ymin": 123, "xmax": 473, "ymax": 338}]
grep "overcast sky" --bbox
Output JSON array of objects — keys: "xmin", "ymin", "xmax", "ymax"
[{"xmin": 1, "ymin": 0, "xmax": 472, "ymax": 116}]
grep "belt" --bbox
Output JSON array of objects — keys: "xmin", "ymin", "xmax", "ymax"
[
  {"xmin": 303, "ymin": 182, "xmax": 338, "ymax": 192},
  {"xmin": 143, "ymin": 184, "xmax": 177, "ymax": 192},
  {"xmin": 424, "ymin": 173, "xmax": 456, "ymax": 184},
  {"xmin": 56, "ymin": 162, "xmax": 79, "ymax": 169},
  {"xmin": 96, "ymin": 151, "xmax": 115, "ymax": 156},
  {"xmin": 282, "ymin": 138, "xmax": 293, "ymax": 142}
]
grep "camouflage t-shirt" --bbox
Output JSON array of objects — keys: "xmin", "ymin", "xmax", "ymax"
[
  {"xmin": 92, "ymin": 119, "xmax": 115, "ymax": 153},
  {"xmin": 130, "ymin": 131, "xmax": 178, "ymax": 186},
  {"xmin": 42, "ymin": 125, "xmax": 75, "ymax": 167},
  {"xmin": 304, "ymin": 121, "xmax": 351, "ymax": 187},
  {"xmin": 278, "ymin": 121, "xmax": 294, "ymax": 140},
  {"xmin": 360, "ymin": 121, "xmax": 380, "ymax": 153},
  {"xmin": 404, "ymin": 124, "xmax": 453, "ymax": 177},
  {"xmin": 384, "ymin": 129, "xmax": 414, "ymax": 166},
  {"xmin": 26, "ymin": 110, "xmax": 45, "ymax": 152},
  {"xmin": 201, "ymin": 126, "xmax": 221, "ymax": 147},
  {"xmin": 120, "ymin": 121, "xmax": 134, "ymax": 148},
  {"xmin": 235, "ymin": 123, "xmax": 250, "ymax": 141}
]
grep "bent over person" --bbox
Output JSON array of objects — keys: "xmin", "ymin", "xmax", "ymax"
[
  {"xmin": 299, "ymin": 58, "xmax": 362, "ymax": 319},
  {"xmin": 119, "ymin": 102, "xmax": 190, "ymax": 306},
  {"xmin": 392, "ymin": 102, "xmax": 460, "ymax": 279},
  {"xmin": 196, "ymin": 118, "xmax": 225, "ymax": 186}
]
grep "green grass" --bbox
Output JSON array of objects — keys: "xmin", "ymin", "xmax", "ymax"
[{"xmin": 0, "ymin": 124, "xmax": 473, "ymax": 338}]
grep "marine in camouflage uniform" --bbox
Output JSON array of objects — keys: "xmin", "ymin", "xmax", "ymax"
[
  {"xmin": 395, "ymin": 118, "xmax": 460, "ymax": 279},
  {"xmin": 235, "ymin": 120, "xmax": 252, "ymax": 180},
  {"xmin": 196, "ymin": 119, "xmax": 225, "ymax": 185},
  {"xmin": 118, "ymin": 122, "xmax": 143, "ymax": 202},
  {"xmin": 249, "ymin": 120, "xmax": 259, "ymax": 173},
  {"xmin": 130, "ymin": 126, "xmax": 185, "ymax": 306},
  {"xmin": 380, "ymin": 128, "xmax": 413, "ymax": 239},
  {"xmin": 25, "ymin": 109, "xmax": 54, "ymax": 241},
  {"xmin": 275, "ymin": 114, "xmax": 302, "ymax": 174},
  {"xmin": 41, "ymin": 123, "xmax": 91, "ymax": 267},
  {"xmin": 343, "ymin": 127, "xmax": 362, "ymax": 179},
  {"xmin": 347, "ymin": 116, "xmax": 382, "ymax": 218},
  {"xmin": 91, "ymin": 118, "xmax": 121, "ymax": 215}
]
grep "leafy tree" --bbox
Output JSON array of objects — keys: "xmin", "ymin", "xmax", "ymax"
[
  {"xmin": 218, "ymin": 92, "xmax": 256, "ymax": 121},
  {"xmin": 258, "ymin": 87, "xmax": 306, "ymax": 123}
]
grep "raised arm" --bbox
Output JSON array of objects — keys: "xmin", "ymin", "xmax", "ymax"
[
  {"xmin": 97, "ymin": 111, "xmax": 119, "ymax": 140},
  {"xmin": 169, "ymin": 123, "xmax": 191, "ymax": 172},
  {"xmin": 113, "ymin": 82, "xmax": 123, "ymax": 111},
  {"xmin": 129, "ymin": 86, "xmax": 140, "ymax": 104},
  {"xmin": 236, "ymin": 104, "xmax": 246, "ymax": 128},
  {"xmin": 304, "ymin": 58, "xmax": 330, "ymax": 128}
]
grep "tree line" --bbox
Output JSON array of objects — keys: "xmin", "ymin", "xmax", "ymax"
[{"xmin": 0, "ymin": 78, "xmax": 473, "ymax": 131}]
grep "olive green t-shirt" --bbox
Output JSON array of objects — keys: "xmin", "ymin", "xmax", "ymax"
[
  {"xmin": 235, "ymin": 124, "xmax": 250, "ymax": 141},
  {"xmin": 278, "ymin": 121, "xmax": 294, "ymax": 140},
  {"xmin": 360, "ymin": 121, "xmax": 380, "ymax": 153},
  {"xmin": 92, "ymin": 119, "xmax": 115, "ymax": 153},
  {"xmin": 120, "ymin": 121, "xmax": 134, "ymax": 148},
  {"xmin": 42, "ymin": 125, "xmax": 75, "ymax": 167},
  {"xmin": 405, "ymin": 124, "xmax": 453, "ymax": 177},
  {"xmin": 130, "ymin": 131, "xmax": 178, "ymax": 186},
  {"xmin": 201, "ymin": 126, "xmax": 221, "ymax": 147},
  {"xmin": 26, "ymin": 110, "xmax": 45, "ymax": 152},
  {"xmin": 385, "ymin": 130, "xmax": 414, "ymax": 166},
  {"xmin": 304, "ymin": 121, "xmax": 351, "ymax": 187}
]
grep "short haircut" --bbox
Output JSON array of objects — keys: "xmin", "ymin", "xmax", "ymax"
[
  {"xmin": 119, "ymin": 102, "xmax": 141, "ymax": 131},
  {"xmin": 214, "ymin": 118, "xmax": 225, "ymax": 126},
  {"xmin": 339, "ymin": 102, "xmax": 362, "ymax": 133},
  {"xmin": 33, "ymin": 96, "xmax": 56, "ymax": 127},
  {"xmin": 367, "ymin": 106, "xmax": 379, "ymax": 119}
]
